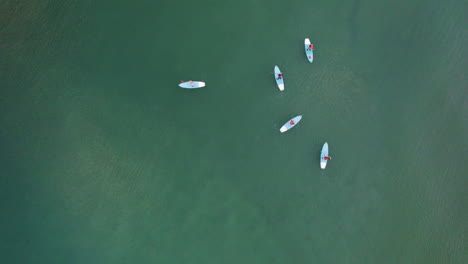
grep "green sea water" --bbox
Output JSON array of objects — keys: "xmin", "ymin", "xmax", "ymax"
[{"xmin": 1, "ymin": 0, "xmax": 466, "ymax": 263}]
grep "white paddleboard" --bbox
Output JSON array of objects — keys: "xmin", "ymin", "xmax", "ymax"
[
  {"xmin": 305, "ymin": 38, "xmax": 314, "ymax": 63},
  {"xmin": 274, "ymin": 65, "xmax": 284, "ymax": 91},
  {"xmin": 179, "ymin": 81, "xmax": 205, "ymax": 89},
  {"xmin": 280, "ymin": 115, "xmax": 302, "ymax": 133},
  {"xmin": 320, "ymin": 142, "xmax": 329, "ymax": 169}
]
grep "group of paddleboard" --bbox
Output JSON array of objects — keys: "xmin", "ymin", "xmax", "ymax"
[{"xmin": 179, "ymin": 38, "xmax": 332, "ymax": 169}]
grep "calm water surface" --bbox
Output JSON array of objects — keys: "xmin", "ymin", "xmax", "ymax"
[{"xmin": 0, "ymin": 0, "xmax": 466, "ymax": 263}]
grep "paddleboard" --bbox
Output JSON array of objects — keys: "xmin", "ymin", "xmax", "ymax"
[
  {"xmin": 320, "ymin": 142, "xmax": 329, "ymax": 169},
  {"xmin": 179, "ymin": 81, "xmax": 205, "ymax": 89},
  {"xmin": 274, "ymin": 65, "xmax": 284, "ymax": 91},
  {"xmin": 280, "ymin": 115, "xmax": 302, "ymax": 133},
  {"xmin": 305, "ymin": 38, "xmax": 314, "ymax": 63}
]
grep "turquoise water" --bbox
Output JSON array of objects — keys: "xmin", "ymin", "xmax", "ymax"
[{"xmin": 1, "ymin": 0, "xmax": 466, "ymax": 263}]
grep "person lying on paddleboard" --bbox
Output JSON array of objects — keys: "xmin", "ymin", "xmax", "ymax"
[
  {"xmin": 324, "ymin": 156, "xmax": 331, "ymax": 160},
  {"xmin": 289, "ymin": 120, "xmax": 295, "ymax": 125},
  {"xmin": 308, "ymin": 44, "xmax": 314, "ymax": 50},
  {"xmin": 277, "ymin": 74, "xmax": 283, "ymax": 80}
]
